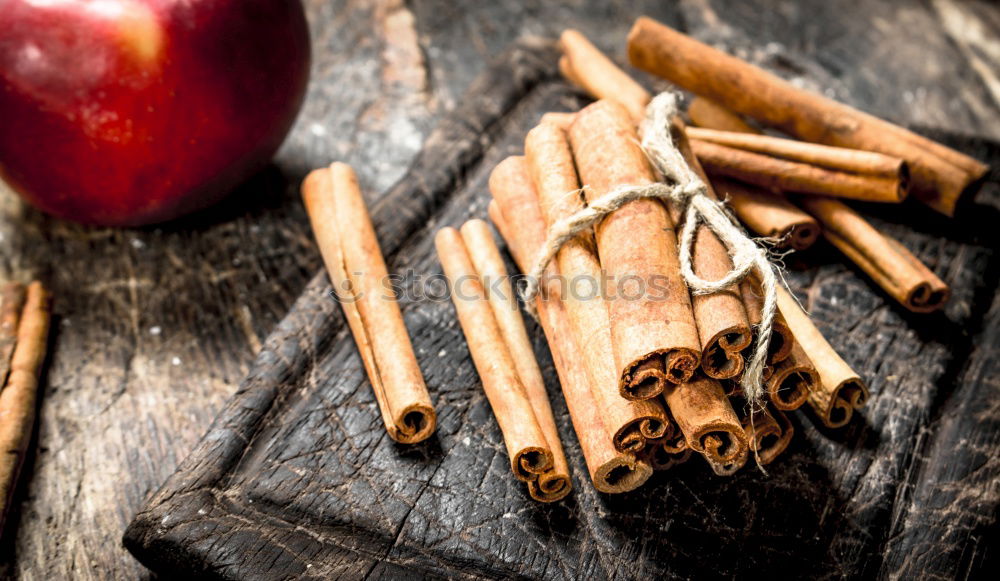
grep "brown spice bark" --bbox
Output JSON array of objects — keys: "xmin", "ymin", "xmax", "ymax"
[
  {"xmin": 776, "ymin": 286, "xmax": 869, "ymax": 428},
  {"xmin": 628, "ymin": 16, "xmax": 989, "ymax": 215},
  {"xmin": 458, "ymin": 219, "xmax": 571, "ymax": 502},
  {"xmin": 301, "ymin": 164, "xmax": 435, "ymax": 444},
  {"xmin": 568, "ymin": 100, "xmax": 702, "ymax": 387},
  {"xmin": 488, "ymin": 158, "xmax": 653, "ymax": 492},
  {"xmin": 797, "ymin": 197, "xmax": 950, "ymax": 313}
]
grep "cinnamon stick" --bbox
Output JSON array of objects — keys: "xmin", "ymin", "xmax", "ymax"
[
  {"xmin": 0, "ymin": 284, "xmax": 27, "ymax": 386},
  {"xmin": 488, "ymin": 161, "xmax": 653, "ymax": 493},
  {"xmin": 301, "ymin": 164, "xmax": 435, "ymax": 444},
  {"xmin": 436, "ymin": 227, "xmax": 559, "ymax": 493},
  {"xmin": 628, "ymin": 16, "xmax": 989, "ymax": 215},
  {"xmin": 796, "ymin": 197, "xmax": 950, "ymax": 313},
  {"xmin": 688, "ymin": 133, "xmax": 909, "ymax": 203},
  {"xmin": 713, "ymin": 177, "xmax": 820, "ymax": 250},
  {"xmin": 0, "ymin": 282, "xmax": 52, "ymax": 533},
  {"xmin": 688, "ymin": 100, "xmax": 820, "ymax": 250},
  {"xmin": 559, "ymin": 29, "xmax": 651, "ymax": 123},
  {"xmin": 743, "ymin": 407, "xmax": 795, "ymax": 465},
  {"xmin": 517, "ymin": 130, "xmax": 670, "ymax": 447},
  {"xmin": 664, "ymin": 373, "xmax": 748, "ymax": 465},
  {"xmin": 567, "ymin": 100, "xmax": 702, "ymax": 387},
  {"xmin": 688, "ymin": 97, "xmax": 757, "ymax": 134},
  {"xmin": 458, "ymin": 219, "xmax": 571, "ymax": 502},
  {"xmin": 776, "ymin": 286, "xmax": 869, "ymax": 428},
  {"xmin": 527, "ymin": 122, "xmax": 658, "ymax": 399},
  {"xmin": 671, "ymin": 121, "xmax": 754, "ymax": 379},
  {"xmin": 642, "ymin": 444, "xmax": 692, "ymax": 472}
]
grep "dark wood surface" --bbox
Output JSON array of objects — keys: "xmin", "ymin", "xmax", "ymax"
[{"xmin": 2, "ymin": 0, "xmax": 1000, "ymax": 578}]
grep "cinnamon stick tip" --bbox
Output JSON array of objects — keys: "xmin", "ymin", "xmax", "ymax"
[
  {"xmin": 513, "ymin": 447, "xmax": 555, "ymax": 482},
  {"xmin": 905, "ymin": 281, "xmax": 950, "ymax": 313},
  {"xmin": 528, "ymin": 472, "xmax": 572, "ymax": 503},
  {"xmin": 389, "ymin": 403, "xmax": 436, "ymax": 444},
  {"xmin": 769, "ymin": 366, "xmax": 816, "ymax": 411},
  {"xmin": 594, "ymin": 456, "xmax": 653, "ymax": 494},
  {"xmin": 822, "ymin": 378, "xmax": 869, "ymax": 428}
]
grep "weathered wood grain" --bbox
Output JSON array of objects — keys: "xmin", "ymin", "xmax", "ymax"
[{"xmin": 1, "ymin": 0, "xmax": 999, "ymax": 578}]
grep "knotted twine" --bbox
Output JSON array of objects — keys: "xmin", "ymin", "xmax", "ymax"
[{"xmin": 520, "ymin": 92, "xmax": 779, "ymax": 407}]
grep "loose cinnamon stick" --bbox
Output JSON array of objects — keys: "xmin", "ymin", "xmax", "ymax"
[
  {"xmin": 776, "ymin": 286, "xmax": 869, "ymax": 428},
  {"xmin": 527, "ymin": 122, "xmax": 659, "ymax": 399},
  {"xmin": 690, "ymin": 139, "xmax": 908, "ymax": 203},
  {"xmin": 688, "ymin": 100, "xmax": 820, "ymax": 250},
  {"xmin": 436, "ymin": 227, "xmax": 557, "ymax": 492},
  {"xmin": 628, "ymin": 16, "xmax": 989, "ymax": 215},
  {"xmin": 688, "ymin": 127, "xmax": 911, "ymax": 184},
  {"xmin": 713, "ymin": 177, "xmax": 820, "ymax": 250},
  {"xmin": 0, "ymin": 284, "xmax": 27, "ymax": 386},
  {"xmin": 559, "ymin": 30, "xmax": 651, "ymax": 123},
  {"xmin": 688, "ymin": 97, "xmax": 758, "ymax": 134},
  {"xmin": 671, "ymin": 122, "xmax": 754, "ymax": 379},
  {"xmin": 302, "ymin": 164, "xmax": 435, "ymax": 444},
  {"xmin": 796, "ymin": 197, "xmax": 950, "ymax": 313},
  {"xmin": 568, "ymin": 100, "xmax": 702, "ymax": 388},
  {"xmin": 458, "ymin": 219, "xmax": 571, "ymax": 502},
  {"xmin": 488, "ymin": 162, "xmax": 653, "ymax": 493},
  {"xmin": 743, "ymin": 407, "xmax": 794, "ymax": 465},
  {"xmin": 0, "ymin": 282, "xmax": 52, "ymax": 533},
  {"xmin": 664, "ymin": 373, "xmax": 748, "ymax": 465},
  {"xmin": 765, "ymin": 339, "xmax": 817, "ymax": 411}
]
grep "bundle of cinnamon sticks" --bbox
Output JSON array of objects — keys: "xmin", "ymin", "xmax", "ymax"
[{"xmin": 301, "ymin": 18, "xmax": 986, "ymax": 500}]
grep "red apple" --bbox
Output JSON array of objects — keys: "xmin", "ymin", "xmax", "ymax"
[{"xmin": 0, "ymin": 0, "xmax": 310, "ymax": 226}]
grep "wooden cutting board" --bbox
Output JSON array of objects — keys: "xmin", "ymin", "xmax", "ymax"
[{"xmin": 123, "ymin": 39, "xmax": 1000, "ymax": 579}]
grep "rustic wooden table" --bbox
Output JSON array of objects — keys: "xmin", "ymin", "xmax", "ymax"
[{"xmin": 2, "ymin": 0, "xmax": 999, "ymax": 578}]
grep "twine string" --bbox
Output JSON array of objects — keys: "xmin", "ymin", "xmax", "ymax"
[{"xmin": 520, "ymin": 92, "xmax": 779, "ymax": 405}]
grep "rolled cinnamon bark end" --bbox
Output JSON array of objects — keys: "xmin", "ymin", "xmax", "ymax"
[
  {"xmin": 489, "ymin": 193, "xmax": 652, "ymax": 495},
  {"xmin": 569, "ymin": 100, "xmax": 702, "ymax": 389},
  {"xmin": 435, "ymin": 227, "xmax": 555, "ymax": 483},
  {"xmin": 665, "ymin": 374, "xmax": 749, "ymax": 465},
  {"xmin": 0, "ymin": 283, "xmax": 27, "ymax": 386},
  {"xmin": 642, "ymin": 444, "xmax": 692, "ymax": 471},
  {"xmin": 743, "ymin": 407, "xmax": 795, "ymax": 465},
  {"xmin": 797, "ymin": 197, "xmax": 950, "ymax": 313},
  {"xmin": 628, "ymin": 16, "xmax": 988, "ymax": 215},
  {"xmin": 704, "ymin": 448, "xmax": 748, "ymax": 476},
  {"xmin": 691, "ymin": 140, "xmax": 908, "ymax": 203},
  {"xmin": 688, "ymin": 97, "xmax": 758, "ymax": 134},
  {"xmin": 766, "ymin": 340, "xmax": 817, "ymax": 411},
  {"xmin": 0, "ymin": 281, "xmax": 52, "ymax": 531},
  {"xmin": 559, "ymin": 29, "xmax": 651, "ymax": 123},
  {"xmin": 459, "ymin": 219, "xmax": 572, "ymax": 501},
  {"xmin": 302, "ymin": 165, "xmax": 436, "ymax": 444},
  {"xmin": 776, "ymin": 286, "xmax": 870, "ymax": 428}
]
